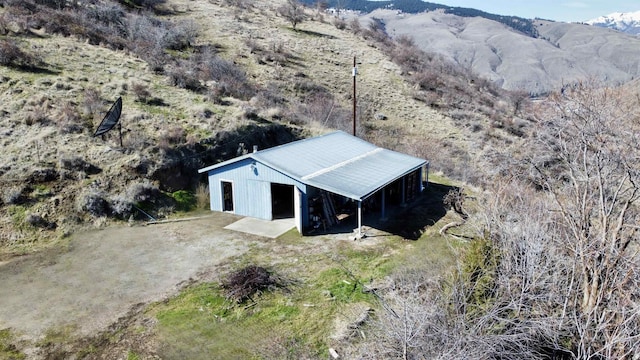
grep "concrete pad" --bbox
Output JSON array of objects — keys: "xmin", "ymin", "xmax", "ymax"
[{"xmin": 224, "ymin": 217, "xmax": 296, "ymax": 238}]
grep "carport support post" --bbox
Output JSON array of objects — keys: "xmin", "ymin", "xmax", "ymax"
[
  {"xmin": 357, "ymin": 200, "xmax": 362, "ymax": 239},
  {"xmin": 401, "ymin": 177, "xmax": 406, "ymax": 206},
  {"xmin": 380, "ymin": 189, "xmax": 387, "ymax": 221}
]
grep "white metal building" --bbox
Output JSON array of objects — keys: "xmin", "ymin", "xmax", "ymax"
[{"xmin": 198, "ymin": 131, "xmax": 429, "ymax": 236}]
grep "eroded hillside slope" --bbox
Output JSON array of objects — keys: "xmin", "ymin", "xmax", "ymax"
[{"xmin": 360, "ymin": 9, "xmax": 640, "ymax": 94}]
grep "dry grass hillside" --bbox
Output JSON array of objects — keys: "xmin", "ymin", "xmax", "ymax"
[{"xmin": 0, "ymin": 0, "xmax": 529, "ymax": 257}]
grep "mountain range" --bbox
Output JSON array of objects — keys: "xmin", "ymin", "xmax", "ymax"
[{"xmin": 586, "ymin": 11, "xmax": 640, "ymax": 35}]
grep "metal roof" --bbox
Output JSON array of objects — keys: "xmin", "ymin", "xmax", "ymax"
[{"xmin": 198, "ymin": 131, "xmax": 428, "ymax": 201}]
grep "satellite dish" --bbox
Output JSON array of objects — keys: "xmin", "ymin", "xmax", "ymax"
[{"xmin": 93, "ymin": 97, "xmax": 123, "ymax": 146}]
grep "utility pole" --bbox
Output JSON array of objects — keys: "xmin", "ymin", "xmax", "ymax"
[{"xmin": 352, "ymin": 55, "xmax": 357, "ymax": 137}]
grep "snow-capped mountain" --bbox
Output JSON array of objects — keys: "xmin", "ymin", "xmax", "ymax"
[{"xmin": 585, "ymin": 11, "xmax": 640, "ymax": 35}]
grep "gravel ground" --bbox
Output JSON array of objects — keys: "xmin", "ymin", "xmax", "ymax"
[{"xmin": 0, "ymin": 213, "xmax": 250, "ymax": 342}]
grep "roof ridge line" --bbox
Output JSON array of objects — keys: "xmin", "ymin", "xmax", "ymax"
[{"xmin": 301, "ymin": 147, "xmax": 383, "ymax": 181}]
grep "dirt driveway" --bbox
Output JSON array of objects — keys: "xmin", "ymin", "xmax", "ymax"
[{"xmin": 0, "ymin": 213, "xmax": 252, "ymax": 342}]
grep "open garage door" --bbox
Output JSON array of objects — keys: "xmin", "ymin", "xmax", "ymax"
[{"xmin": 271, "ymin": 183, "xmax": 294, "ymax": 219}]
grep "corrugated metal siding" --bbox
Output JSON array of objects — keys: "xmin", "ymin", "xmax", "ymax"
[{"xmin": 207, "ymin": 159, "xmax": 308, "ymax": 222}]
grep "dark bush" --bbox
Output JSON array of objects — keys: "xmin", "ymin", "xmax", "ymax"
[
  {"xmin": 59, "ymin": 156, "xmax": 101, "ymax": 174},
  {"xmin": 131, "ymin": 82, "xmax": 151, "ymax": 103},
  {"xmin": 224, "ymin": 0, "xmax": 253, "ymax": 9},
  {"xmin": 118, "ymin": 0, "xmax": 166, "ymax": 11},
  {"xmin": 333, "ymin": 16, "xmax": 346, "ymax": 30},
  {"xmin": 0, "ymin": 39, "xmax": 41, "ymax": 68},
  {"xmin": 166, "ymin": 61, "xmax": 202, "ymax": 91},
  {"xmin": 25, "ymin": 213, "xmax": 56, "ymax": 229},
  {"xmin": 77, "ymin": 190, "xmax": 110, "ymax": 217},
  {"xmin": 34, "ymin": 0, "xmax": 68, "ymax": 10}
]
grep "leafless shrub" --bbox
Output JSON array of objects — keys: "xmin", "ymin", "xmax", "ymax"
[
  {"xmin": 0, "ymin": 12, "xmax": 10, "ymax": 35},
  {"xmin": 162, "ymin": 19, "xmax": 198, "ymax": 51},
  {"xmin": 126, "ymin": 15, "xmax": 170, "ymax": 69},
  {"xmin": 76, "ymin": 189, "xmax": 110, "ymax": 217},
  {"xmin": 391, "ymin": 36, "xmax": 425, "ymax": 73},
  {"xmin": 85, "ymin": 3, "xmax": 127, "ymax": 36},
  {"xmin": 349, "ymin": 17, "xmax": 361, "ymax": 34},
  {"xmin": 111, "ymin": 180, "xmax": 163, "ymax": 218},
  {"xmin": 158, "ymin": 125, "xmax": 185, "ymax": 149},
  {"xmin": 198, "ymin": 51, "xmax": 254, "ymax": 100},
  {"xmin": 81, "ymin": 87, "xmax": 103, "ymax": 117},
  {"xmin": 257, "ymin": 41, "xmax": 290, "ymax": 64},
  {"xmin": 223, "ymin": 0, "xmax": 253, "ymax": 9},
  {"xmin": 221, "ymin": 265, "xmax": 287, "ymax": 303},
  {"xmin": 0, "ymin": 39, "xmax": 42, "ymax": 68},
  {"xmin": 131, "ymin": 82, "xmax": 151, "ymax": 103},
  {"xmin": 253, "ymin": 83, "xmax": 287, "ymax": 110},
  {"xmin": 292, "ymin": 79, "xmax": 327, "ymax": 96},
  {"xmin": 195, "ymin": 183, "xmax": 209, "ymax": 209},
  {"xmin": 244, "ymin": 37, "xmax": 262, "ymax": 53},
  {"xmin": 165, "ymin": 61, "xmax": 202, "ymax": 91},
  {"xmin": 109, "ymin": 194, "xmax": 133, "ymax": 219},
  {"xmin": 332, "ymin": 16, "xmax": 346, "ymax": 29},
  {"xmin": 362, "ymin": 17, "xmax": 391, "ymax": 46},
  {"xmin": 411, "ymin": 70, "xmax": 445, "ymax": 92},
  {"xmin": 277, "ymin": 0, "xmax": 306, "ymax": 30},
  {"xmin": 59, "ymin": 155, "xmax": 101, "ymax": 174},
  {"xmin": 54, "ymin": 101, "xmax": 86, "ymax": 134},
  {"xmin": 126, "ymin": 180, "xmax": 160, "ymax": 203},
  {"xmin": 2, "ymin": 186, "xmax": 24, "ymax": 205},
  {"xmin": 524, "ymin": 83, "xmax": 640, "ymax": 358}
]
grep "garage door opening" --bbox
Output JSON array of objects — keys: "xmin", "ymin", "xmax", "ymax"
[{"xmin": 271, "ymin": 183, "xmax": 294, "ymax": 219}]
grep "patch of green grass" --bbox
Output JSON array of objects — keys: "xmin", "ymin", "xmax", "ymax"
[
  {"xmin": 127, "ymin": 350, "xmax": 141, "ymax": 360},
  {"xmin": 276, "ymin": 227, "xmax": 303, "ymax": 244},
  {"xmin": 37, "ymin": 324, "xmax": 78, "ymax": 348},
  {"xmin": 32, "ymin": 184, "xmax": 52, "ymax": 199},
  {"xmin": 315, "ymin": 268, "xmax": 372, "ymax": 303},
  {"xmin": 7, "ymin": 205, "xmax": 27, "ymax": 229},
  {"xmin": 170, "ymin": 190, "xmax": 196, "ymax": 212},
  {"xmin": 0, "ymin": 328, "xmax": 25, "ymax": 360},
  {"xmin": 429, "ymin": 173, "xmax": 457, "ymax": 186},
  {"xmin": 151, "ymin": 259, "xmax": 378, "ymax": 359},
  {"xmin": 152, "ymin": 283, "xmax": 302, "ymax": 359}
]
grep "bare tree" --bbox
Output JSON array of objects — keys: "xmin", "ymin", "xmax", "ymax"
[
  {"xmin": 528, "ymin": 82, "xmax": 640, "ymax": 358},
  {"xmin": 277, "ymin": 0, "xmax": 306, "ymax": 30},
  {"xmin": 357, "ymin": 82, "xmax": 640, "ymax": 359}
]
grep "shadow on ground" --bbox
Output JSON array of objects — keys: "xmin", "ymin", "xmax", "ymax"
[{"xmin": 315, "ymin": 182, "xmax": 458, "ymax": 240}]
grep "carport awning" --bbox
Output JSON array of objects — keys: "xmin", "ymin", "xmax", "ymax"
[{"xmin": 301, "ymin": 148, "xmax": 426, "ymax": 201}]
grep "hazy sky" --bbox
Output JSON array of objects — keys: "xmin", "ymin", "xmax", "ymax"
[{"xmin": 430, "ymin": 1, "xmax": 640, "ymax": 22}]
